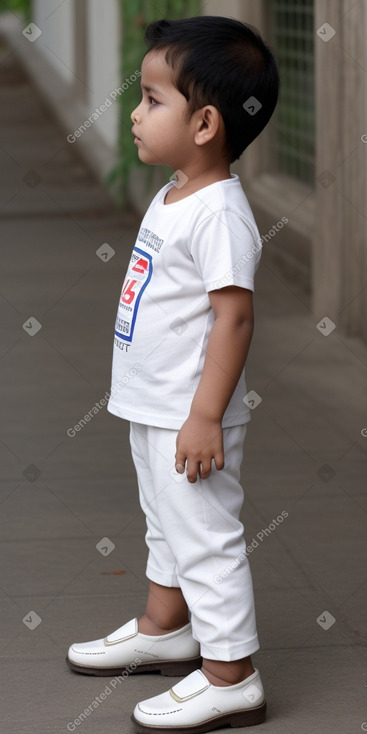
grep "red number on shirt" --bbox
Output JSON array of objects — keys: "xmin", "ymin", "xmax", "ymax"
[
  {"xmin": 121, "ymin": 279, "xmax": 137, "ymax": 305},
  {"xmin": 132, "ymin": 258, "xmax": 148, "ymax": 274}
]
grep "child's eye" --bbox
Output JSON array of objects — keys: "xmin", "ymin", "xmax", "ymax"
[{"xmin": 149, "ymin": 96, "xmax": 158, "ymax": 106}]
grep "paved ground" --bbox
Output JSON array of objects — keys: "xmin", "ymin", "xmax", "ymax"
[{"xmin": 0, "ymin": 34, "xmax": 367, "ymax": 734}]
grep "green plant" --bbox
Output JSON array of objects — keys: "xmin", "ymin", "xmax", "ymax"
[
  {"xmin": 107, "ymin": 0, "xmax": 200, "ymax": 206},
  {"xmin": 0, "ymin": 0, "xmax": 31, "ymax": 21}
]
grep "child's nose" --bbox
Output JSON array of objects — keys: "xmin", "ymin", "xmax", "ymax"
[{"xmin": 131, "ymin": 107, "xmax": 141, "ymax": 123}]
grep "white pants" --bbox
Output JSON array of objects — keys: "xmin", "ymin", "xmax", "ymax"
[{"xmin": 129, "ymin": 422, "xmax": 259, "ymax": 661}]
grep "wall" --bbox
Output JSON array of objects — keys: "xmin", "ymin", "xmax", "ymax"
[
  {"xmin": 86, "ymin": 0, "xmax": 121, "ymax": 148},
  {"xmin": 33, "ymin": 0, "xmax": 74, "ymax": 84}
]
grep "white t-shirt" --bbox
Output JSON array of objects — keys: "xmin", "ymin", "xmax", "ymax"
[{"xmin": 107, "ymin": 173, "xmax": 262, "ymax": 429}]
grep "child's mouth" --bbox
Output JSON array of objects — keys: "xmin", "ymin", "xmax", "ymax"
[{"xmin": 132, "ymin": 128, "xmax": 141, "ymax": 143}]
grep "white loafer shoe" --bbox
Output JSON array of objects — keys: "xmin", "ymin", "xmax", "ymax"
[
  {"xmin": 67, "ymin": 618, "xmax": 201, "ymax": 677},
  {"xmin": 132, "ymin": 668, "xmax": 266, "ymax": 733}
]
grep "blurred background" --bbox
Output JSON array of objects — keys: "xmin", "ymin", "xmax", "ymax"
[
  {"xmin": 0, "ymin": 2, "xmax": 366, "ymax": 733},
  {"xmin": 2, "ymin": 0, "xmax": 366, "ymax": 335}
]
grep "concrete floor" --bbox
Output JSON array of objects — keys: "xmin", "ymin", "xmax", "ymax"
[{"xmin": 0, "ymin": 34, "xmax": 367, "ymax": 734}]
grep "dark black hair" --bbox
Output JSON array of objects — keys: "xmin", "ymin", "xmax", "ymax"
[{"xmin": 144, "ymin": 16, "xmax": 279, "ymax": 163}]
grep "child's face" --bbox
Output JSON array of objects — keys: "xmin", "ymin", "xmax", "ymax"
[{"xmin": 131, "ymin": 51, "xmax": 196, "ymax": 169}]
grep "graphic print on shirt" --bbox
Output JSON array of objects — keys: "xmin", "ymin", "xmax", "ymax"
[{"xmin": 114, "ymin": 247, "xmax": 153, "ymax": 344}]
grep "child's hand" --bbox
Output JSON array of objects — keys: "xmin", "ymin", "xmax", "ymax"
[{"xmin": 175, "ymin": 414, "xmax": 224, "ymax": 483}]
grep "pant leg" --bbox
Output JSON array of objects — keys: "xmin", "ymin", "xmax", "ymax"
[
  {"xmin": 137, "ymin": 422, "xmax": 259, "ymax": 662},
  {"xmin": 129, "ymin": 422, "xmax": 180, "ymax": 587}
]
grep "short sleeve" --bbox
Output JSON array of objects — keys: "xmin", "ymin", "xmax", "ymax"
[{"xmin": 190, "ymin": 210, "xmax": 262, "ymax": 293}]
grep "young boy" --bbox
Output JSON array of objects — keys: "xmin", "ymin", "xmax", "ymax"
[{"xmin": 67, "ymin": 16, "xmax": 278, "ymax": 732}]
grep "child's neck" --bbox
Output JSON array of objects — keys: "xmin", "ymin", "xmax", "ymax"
[{"xmin": 164, "ymin": 164, "xmax": 232, "ymax": 205}]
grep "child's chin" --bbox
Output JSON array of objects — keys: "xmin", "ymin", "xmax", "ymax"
[{"xmin": 139, "ymin": 150, "xmax": 164, "ymax": 166}]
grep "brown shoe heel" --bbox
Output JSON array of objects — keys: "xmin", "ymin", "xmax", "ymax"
[{"xmin": 229, "ymin": 700, "xmax": 267, "ymax": 727}]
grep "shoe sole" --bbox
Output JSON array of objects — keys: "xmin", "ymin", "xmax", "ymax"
[
  {"xmin": 66, "ymin": 655, "xmax": 202, "ymax": 677},
  {"xmin": 131, "ymin": 701, "xmax": 266, "ymax": 732}
]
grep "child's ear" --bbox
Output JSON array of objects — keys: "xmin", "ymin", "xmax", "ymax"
[{"xmin": 194, "ymin": 105, "xmax": 223, "ymax": 147}]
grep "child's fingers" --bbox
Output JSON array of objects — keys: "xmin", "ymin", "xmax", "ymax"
[
  {"xmin": 175, "ymin": 443, "xmax": 186, "ymax": 474},
  {"xmin": 186, "ymin": 459, "xmax": 199, "ymax": 483},
  {"xmin": 175, "ymin": 429, "xmax": 224, "ymax": 481},
  {"xmin": 199, "ymin": 460, "xmax": 212, "ymax": 479},
  {"xmin": 214, "ymin": 448, "xmax": 225, "ymax": 471}
]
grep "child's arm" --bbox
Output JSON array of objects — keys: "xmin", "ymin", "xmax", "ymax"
[{"xmin": 175, "ymin": 285, "xmax": 254, "ymax": 483}]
